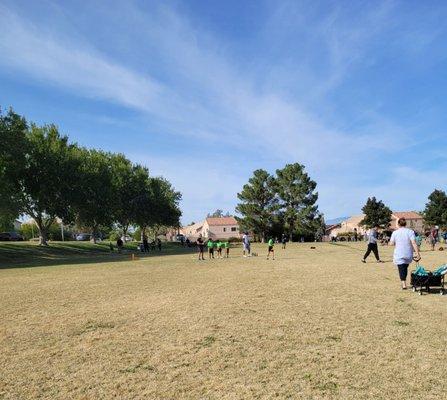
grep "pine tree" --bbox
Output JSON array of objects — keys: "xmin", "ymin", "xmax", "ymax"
[
  {"xmin": 275, "ymin": 163, "xmax": 319, "ymax": 241},
  {"xmin": 236, "ymin": 169, "xmax": 277, "ymax": 242},
  {"xmin": 359, "ymin": 197, "xmax": 392, "ymax": 229},
  {"xmin": 424, "ymin": 189, "xmax": 447, "ymax": 228}
]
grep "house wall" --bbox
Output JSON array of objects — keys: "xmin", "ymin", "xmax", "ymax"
[{"xmin": 390, "ymin": 216, "xmax": 424, "ymax": 232}]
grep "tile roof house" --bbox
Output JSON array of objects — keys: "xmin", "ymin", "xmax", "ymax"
[
  {"xmin": 326, "ymin": 211, "xmax": 424, "ymax": 237},
  {"xmin": 181, "ymin": 216, "xmax": 240, "ymax": 240}
]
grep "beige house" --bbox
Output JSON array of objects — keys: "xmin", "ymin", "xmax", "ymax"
[
  {"xmin": 326, "ymin": 211, "xmax": 424, "ymax": 238},
  {"xmin": 181, "ymin": 216, "xmax": 240, "ymax": 240},
  {"xmin": 389, "ymin": 211, "xmax": 424, "ymax": 232}
]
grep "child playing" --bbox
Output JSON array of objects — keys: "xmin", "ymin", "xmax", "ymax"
[
  {"xmin": 207, "ymin": 239, "xmax": 215, "ymax": 259},
  {"xmin": 216, "ymin": 240, "xmax": 223, "ymax": 258},
  {"xmin": 224, "ymin": 241, "xmax": 230, "ymax": 258},
  {"xmin": 267, "ymin": 238, "xmax": 275, "ymax": 260}
]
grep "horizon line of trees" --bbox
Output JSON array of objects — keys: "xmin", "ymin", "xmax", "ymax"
[
  {"xmin": 235, "ymin": 164, "xmax": 324, "ymax": 242},
  {"xmin": 0, "ymin": 108, "xmax": 181, "ymax": 245}
]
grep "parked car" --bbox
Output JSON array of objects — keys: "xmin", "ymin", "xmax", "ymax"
[
  {"xmin": 75, "ymin": 233, "xmax": 92, "ymax": 241},
  {"xmin": 175, "ymin": 234, "xmax": 185, "ymax": 242},
  {"xmin": 0, "ymin": 232, "xmax": 24, "ymax": 241}
]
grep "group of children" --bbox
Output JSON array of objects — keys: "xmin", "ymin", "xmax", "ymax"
[{"xmin": 195, "ymin": 234, "xmax": 276, "ymax": 260}]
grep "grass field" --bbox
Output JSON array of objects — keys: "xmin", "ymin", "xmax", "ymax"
[{"xmin": 1, "ymin": 241, "xmax": 446, "ymax": 399}]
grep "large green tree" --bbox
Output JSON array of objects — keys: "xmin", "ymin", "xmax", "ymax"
[
  {"xmin": 236, "ymin": 169, "xmax": 278, "ymax": 242},
  {"xmin": 18, "ymin": 124, "xmax": 79, "ymax": 245},
  {"xmin": 73, "ymin": 149, "xmax": 116, "ymax": 243},
  {"xmin": 275, "ymin": 163, "xmax": 319, "ymax": 241},
  {"xmin": 359, "ymin": 197, "xmax": 392, "ymax": 229},
  {"xmin": 423, "ymin": 189, "xmax": 447, "ymax": 228},
  {"xmin": 0, "ymin": 109, "xmax": 28, "ymax": 220}
]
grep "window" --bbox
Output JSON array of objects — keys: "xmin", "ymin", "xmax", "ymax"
[
  {"xmin": 223, "ymin": 228, "xmax": 226, "ymax": 232},
  {"xmin": 231, "ymin": 227, "xmax": 237, "ymax": 232}
]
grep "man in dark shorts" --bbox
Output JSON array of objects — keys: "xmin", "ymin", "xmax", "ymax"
[{"xmin": 196, "ymin": 234, "xmax": 205, "ymax": 260}]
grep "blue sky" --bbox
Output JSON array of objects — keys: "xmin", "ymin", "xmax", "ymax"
[{"xmin": 1, "ymin": 0, "xmax": 447, "ymax": 224}]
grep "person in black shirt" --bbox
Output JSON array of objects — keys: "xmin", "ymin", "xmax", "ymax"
[{"xmin": 196, "ymin": 234, "xmax": 205, "ymax": 260}]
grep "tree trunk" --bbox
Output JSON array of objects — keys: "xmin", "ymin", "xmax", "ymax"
[
  {"xmin": 141, "ymin": 226, "xmax": 146, "ymax": 242},
  {"xmin": 37, "ymin": 224, "xmax": 48, "ymax": 246},
  {"xmin": 91, "ymin": 225, "xmax": 98, "ymax": 244}
]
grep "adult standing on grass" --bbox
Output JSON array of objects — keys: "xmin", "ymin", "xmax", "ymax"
[
  {"xmin": 196, "ymin": 234, "xmax": 205, "ymax": 261},
  {"xmin": 361, "ymin": 225, "xmax": 384, "ymax": 264},
  {"xmin": 389, "ymin": 218, "xmax": 421, "ymax": 290},
  {"xmin": 242, "ymin": 232, "xmax": 251, "ymax": 257}
]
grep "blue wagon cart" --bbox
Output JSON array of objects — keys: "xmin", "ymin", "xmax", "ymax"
[{"xmin": 411, "ymin": 264, "xmax": 446, "ymax": 295}]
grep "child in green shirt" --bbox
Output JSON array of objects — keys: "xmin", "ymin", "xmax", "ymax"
[
  {"xmin": 216, "ymin": 240, "xmax": 223, "ymax": 258},
  {"xmin": 224, "ymin": 241, "xmax": 230, "ymax": 258},
  {"xmin": 267, "ymin": 238, "xmax": 275, "ymax": 260},
  {"xmin": 207, "ymin": 239, "xmax": 214, "ymax": 259}
]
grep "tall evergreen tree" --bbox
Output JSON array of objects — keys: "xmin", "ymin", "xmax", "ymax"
[
  {"xmin": 423, "ymin": 189, "xmax": 447, "ymax": 228},
  {"xmin": 359, "ymin": 197, "xmax": 392, "ymax": 229},
  {"xmin": 275, "ymin": 163, "xmax": 319, "ymax": 241},
  {"xmin": 236, "ymin": 169, "xmax": 277, "ymax": 242}
]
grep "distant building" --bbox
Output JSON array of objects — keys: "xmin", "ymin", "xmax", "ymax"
[
  {"xmin": 325, "ymin": 211, "xmax": 424, "ymax": 239},
  {"xmin": 390, "ymin": 211, "xmax": 424, "ymax": 232},
  {"xmin": 180, "ymin": 216, "xmax": 240, "ymax": 240}
]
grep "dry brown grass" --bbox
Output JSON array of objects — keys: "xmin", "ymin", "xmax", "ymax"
[{"xmin": 1, "ymin": 242, "xmax": 446, "ymax": 399}]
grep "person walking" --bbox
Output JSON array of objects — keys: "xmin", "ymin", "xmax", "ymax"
[
  {"xmin": 196, "ymin": 234, "xmax": 205, "ymax": 260},
  {"xmin": 143, "ymin": 236, "xmax": 150, "ymax": 253},
  {"xmin": 361, "ymin": 225, "xmax": 384, "ymax": 263},
  {"xmin": 389, "ymin": 218, "xmax": 421, "ymax": 289}
]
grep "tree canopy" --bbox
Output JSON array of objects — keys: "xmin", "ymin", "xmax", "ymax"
[
  {"xmin": 359, "ymin": 197, "xmax": 392, "ymax": 229},
  {"xmin": 0, "ymin": 108, "xmax": 182, "ymax": 244},
  {"xmin": 236, "ymin": 164, "xmax": 321, "ymax": 241},
  {"xmin": 423, "ymin": 189, "xmax": 447, "ymax": 228}
]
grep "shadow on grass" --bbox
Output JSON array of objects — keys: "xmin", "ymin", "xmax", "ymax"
[{"xmin": 0, "ymin": 241, "xmax": 195, "ymax": 269}]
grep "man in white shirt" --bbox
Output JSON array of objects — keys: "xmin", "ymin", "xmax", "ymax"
[{"xmin": 389, "ymin": 217, "xmax": 421, "ymax": 290}]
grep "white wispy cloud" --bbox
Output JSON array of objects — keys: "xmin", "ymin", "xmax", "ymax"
[{"xmin": 0, "ymin": 1, "xmax": 439, "ymax": 222}]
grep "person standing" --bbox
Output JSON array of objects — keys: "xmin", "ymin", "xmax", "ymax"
[
  {"xmin": 389, "ymin": 218, "xmax": 421, "ymax": 289},
  {"xmin": 361, "ymin": 225, "xmax": 383, "ymax": 263},
  {"xmin": 224, "ymin": 241, "xmax": 230, "ymax": 258},
  {"xmin": 196, "ymin": 234, "xmax": 205, "ymax": 260},
  {"xmin": 242, "ymin": 232, "xmax": 251, "ymax": 257},
  {"xmin": 207, "ymin": 238, "xmax": 215, "ymax": 259},
  {"xmin": 281, "ymin": 234, "xmax": 287, "ymax": 249},
  {"xmin": 267, "ymin": 237, "xmax": 275, "ymax": 260},
  {"xmin": 157, "ymin": 238, "xmax": 162, "ymax": 251},
  {"xmin": 216, "ymin": 240, "xmax": 223, "ymax": 258}
]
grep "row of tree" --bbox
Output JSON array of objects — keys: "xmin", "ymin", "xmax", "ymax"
[
  {"xmin": 0, "ymin": 108, "xmax": 181, "ymax": 245},
  {"xmin": 358, "ymin": 191, "xmax": 447, "ymax": 229},
  {"xmin": 235, "ymin": 164, "xmax": 324, "ymax": 242}
]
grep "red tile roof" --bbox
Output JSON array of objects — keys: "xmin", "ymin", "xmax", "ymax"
[
  {"xmin": 206, "ymin": 217, "xmax": 238, "ymax": 226},
  {"xmin": 392, "ymin": 211, "xmax": 423, "ymax": 219}
]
